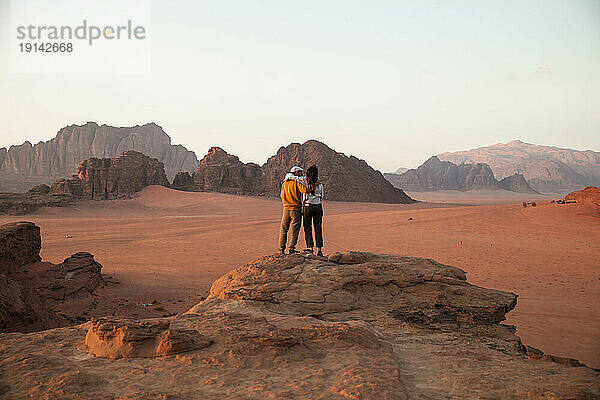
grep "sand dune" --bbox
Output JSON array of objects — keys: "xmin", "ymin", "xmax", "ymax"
[{"xmin": 1, "ymin": 185, "xmax": 598, "ymax": 368}]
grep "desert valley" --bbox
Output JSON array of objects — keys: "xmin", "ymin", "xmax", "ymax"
[{"xmin": 0, "ymin": 123, "xmax": 599, "ymax": 399}]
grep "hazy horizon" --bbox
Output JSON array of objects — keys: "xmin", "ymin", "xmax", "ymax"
[{"xmin": 1, "ymin": 0, "xmax": 599, "ymax": 170}]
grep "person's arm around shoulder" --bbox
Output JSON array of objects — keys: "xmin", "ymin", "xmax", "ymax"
[{"xmin": 295, "ymin": 179, "xmax": 314, "ymax": 194}]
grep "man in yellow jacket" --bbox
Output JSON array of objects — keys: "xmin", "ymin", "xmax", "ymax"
[{"xmin": 279, "ymin": 166, "xmax": 314, "ymax": 254}]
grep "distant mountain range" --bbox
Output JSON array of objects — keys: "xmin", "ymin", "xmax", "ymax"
[
  {"xmin": 384, "ymin": 156, "xmax": 538, "ymax": 193},
  {"xmin": 0, "ymin": 122, "xmax": 198, "ymax": 192},
  {"xmin": 438, "ymin": 140, "xmax": 600, "ymax": 193}
]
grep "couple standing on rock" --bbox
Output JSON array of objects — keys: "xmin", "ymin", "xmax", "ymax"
[{"xmin": 278, "ymin": 165, "xmax": 324, "ymax": 256}]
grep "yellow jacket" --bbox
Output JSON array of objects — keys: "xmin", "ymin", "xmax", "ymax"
[{"xmin": 281, "ymin": 179, "xmax": 313, "ymax": 210}]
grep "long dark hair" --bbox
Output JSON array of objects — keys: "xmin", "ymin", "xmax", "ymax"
[{"xmin": 306, "ymin": 165, "xmax": 319, "ymax": 185}]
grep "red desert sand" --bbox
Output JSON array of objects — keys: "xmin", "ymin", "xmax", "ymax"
[{"xmin": 1, "ymin": 185, "xmax": 598, "ymax": 368}]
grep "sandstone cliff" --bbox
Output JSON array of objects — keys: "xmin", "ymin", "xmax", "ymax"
[
  {"xmin": 0, "ymin": 222, "xmax": 105, "ymax": 333},
  {"xmin": 0, "ymin": 122, "xmax": 197, "ymax": 192},
  {"xmin": 0, "ymin": 147, "xmax": 6, "ymax": 168},
  {"xmin": 0, "ymin": 251, "xmax": 597, "ymax": 398},
  {"xmin": 438, "ymin": 140, "xmax": 600, "ymax": 193},
  {"xmin": 51, "ymin": 150, "xmax": 169, "ymax": 200},
  {"xmin": 192, "ymin": 141, "xmax": 414, "ymax": 204}
]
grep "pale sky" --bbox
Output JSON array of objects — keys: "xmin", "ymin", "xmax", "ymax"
[{"xmin": 1, "ymin": 0, "xmax": 599, "ymax": 171}]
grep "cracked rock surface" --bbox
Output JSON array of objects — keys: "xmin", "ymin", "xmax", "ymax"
[{"xmin": 0, "ymin": 251, "xmax": 598, "ymax": 399}]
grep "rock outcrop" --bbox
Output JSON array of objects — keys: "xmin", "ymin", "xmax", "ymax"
[
  {"xmin": 0, "ymin": 192, "xmax": 75, "ymax": 215},
  {"xmin": 51, "ymin": 150, "xmax": 169, "ymax": 200},
  {"xmin": 0, "ymin": 274, "xmax": 62, "ymax": 333},
  {"xmin": 171, "ymin": 171, "xmax": 194, "ymax": 191},
  {"xmin": 76, "ymin": 150, "xmax": 170, "ymax": 200},
  {"xmin": 26, "ymin": 184, "xmax": 50, "ymax": 195},
  {"xmin": 192, "ymin": 141, "xmax": 414, "ymax": 204},
  {"xmin": 565, "ymin": 186, "xmax": 600, "ymax": 208},
  {"xmin": 0, "ymin": 122, "xmax": 197, "ymax": 192},
  {"xmin": 438, "ymin": 140, "xmax": 600, "ymax": 193},
  {"xmin": 0, "ymin": 251, "xmax": 598, "ymax": 399},
  {"xmin": 0, "ymin": 221, "xmax": 105, "ymax": 333},
  {"xmin": 386, "ymin": 156, "xmax": 538, "ymax": 193},
  {"xmin": 0, "ymin": 222, "xmax": 41, "ymax": 272},
  {"xmin": 85, "ymin": 318, "xmax": 213, "ymax": 359},
  {"xmin": 193, "ymin": 147, "xmax": 262, "ymax": 195}
]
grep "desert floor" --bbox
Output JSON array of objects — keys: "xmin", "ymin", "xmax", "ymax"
[{"xmin": 1, "ymin": 186, "xmax": 598, "ymax": 368}]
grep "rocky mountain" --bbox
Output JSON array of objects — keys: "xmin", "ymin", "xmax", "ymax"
[
  {"xmin": 51, "ymin": 150, "xmax": 170, "ymax": 200},
  {"xmin": 0, "ymin": 221, "xmax": 104, "ymax": 333},
  {"xmin": 0, "ymin": 122, "xmax": 198, "ymax": 192},
  {"xmin": 498, "ymin": 174, "xmax": 536, "ymax": 193},
  {"xmin": 192, "ymin": 141, "xmax": 414, "ymax": 204},
  {"xmin": 1, "ymin": 251, "xmax": 598, "ymax": 398},
  {"xmin": 438, "ymin": 140, "xmax": 600, "ymax": 193},
  {"xmin": 394, "ymin": 167, "xmax": 408, "ymax": 174},
  {"xmin": 385, "ymin": 156, "xmax": 538, "ymax": 193}
]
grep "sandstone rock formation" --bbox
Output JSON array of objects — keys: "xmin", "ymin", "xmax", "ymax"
[
  {"xmin": 192, "ymin": 141, "xmax": 414, "ymax": 204},
  {"xmin": 51, "ymin": 150, "xmax": 170, "ymax": 200},
  {"xmin": 0, "ymin": 192, "xmax": 75, "ymax": 215},
  {"xmin": 193, "ymin": 147, "xmax": 261, "ymax": 195},
  {"xmin": 0, "ymin": 221, "xmax": 105, "ymax": 333},
  {"xmin": 386, "ymin": 156, "xmax": 538, "ymax": 193},
  {"xmin": 171, "ymin": 171, "xmax": 194, "ymax": 191},
  {"xmin": 0, "ymin": 221, "xmax": 41, "ymax": 272},
  {"xmin": 0, "ymin": 274, "xmax": 62, "ymax": 333},
  {"xmin": 27, "ymin": 183, "xmax": 50, "ymax": 195},
  {"xmin": 565, "ymin": 186, "xmax": 600, "ymax": 208},
  {"xmin": 0, "ymin": 122, "xmax": 197, "ymax": 192},
  {"xmin": 438, "ymin": 140, "xmax": 600, "ymax": 193},
  {"xmin": 85, "ymin": 318, "xmax": 212, "ymax": 359},
  {"xmin": 0, "ymin": 251, "xmax": 598, "ymax": 399}
]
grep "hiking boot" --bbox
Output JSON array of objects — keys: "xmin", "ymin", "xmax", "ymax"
[
  {"xmin": 303, "ymin": 248, "xmax": 314, "ymax": 254},
  {"xmin": 277, "ymin": 248, "xmax": 285, "ymax": 255},
  {"xmin": 288, "ymin": 249, "xmax": 299, "ymax": 255},
  {"xmin": 317, "ymin": 250, "xmax": 324, "ymax": 257}
]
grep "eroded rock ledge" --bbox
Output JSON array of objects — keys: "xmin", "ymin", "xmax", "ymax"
[{"xmin": 0, "ymin": 252, "xmax": 598, "ymax": 399}]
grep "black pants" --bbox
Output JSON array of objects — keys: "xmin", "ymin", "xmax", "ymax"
[{"xmin": 303, "ymin": 203, "xmax": 323, "ymax": 248}]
